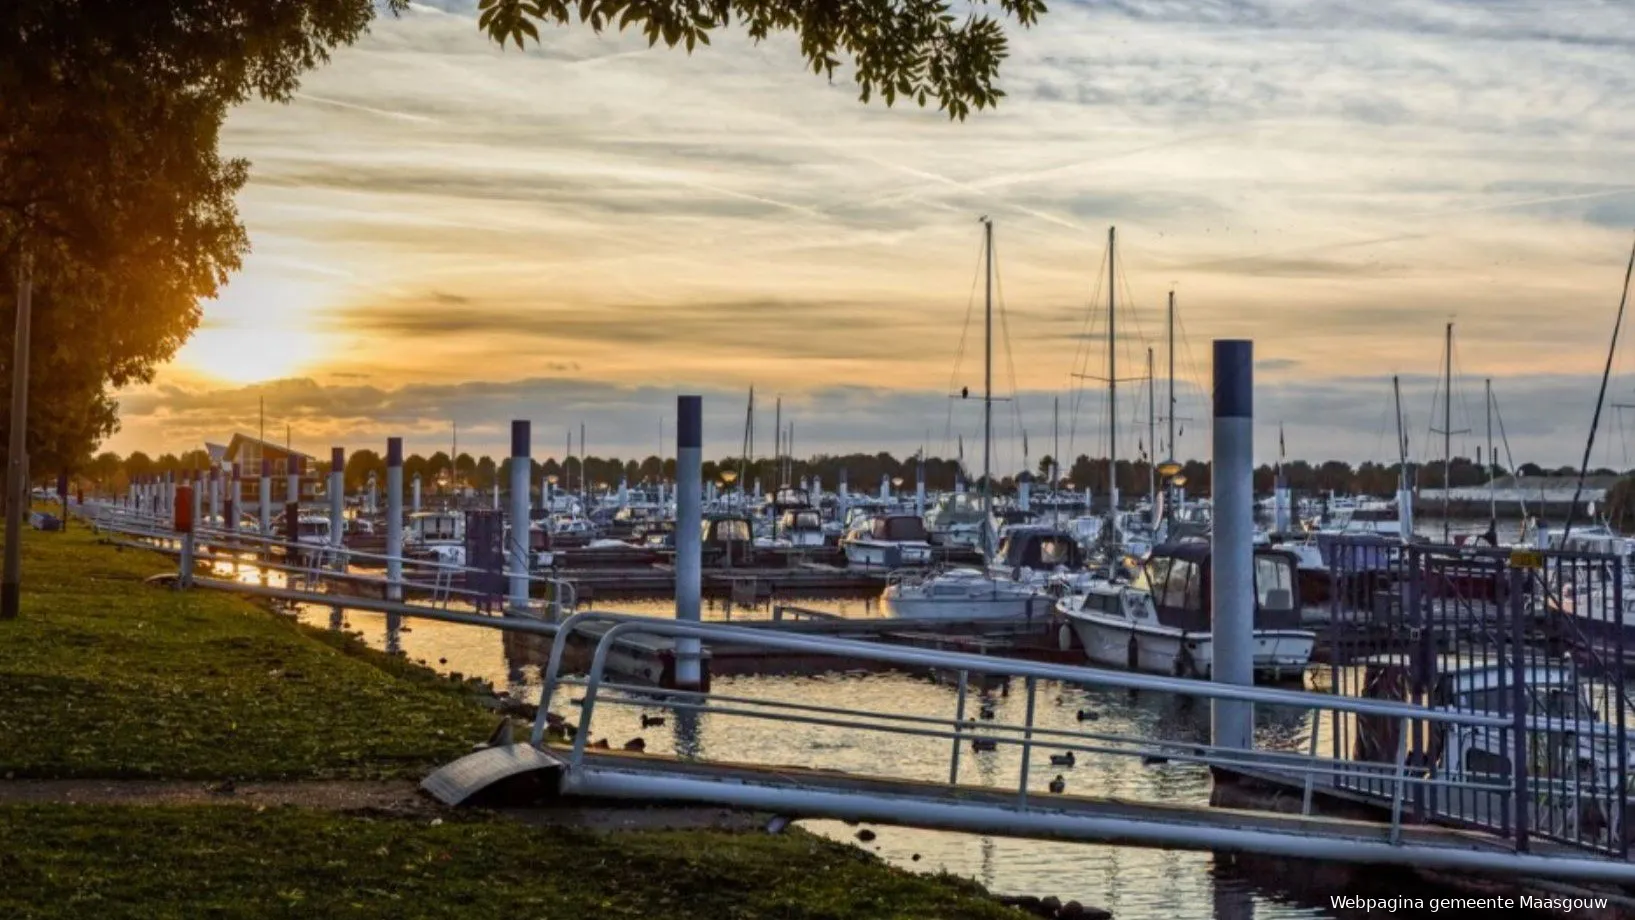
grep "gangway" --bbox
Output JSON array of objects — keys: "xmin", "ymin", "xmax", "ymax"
[{"xmin": 430, "ymin": 611, "xmax": 1635, "ymax": 886}]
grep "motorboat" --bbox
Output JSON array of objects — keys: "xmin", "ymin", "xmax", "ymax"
[
  {"xmin": 923, "ymin": 492, "xmax": 993, "ymax": 550},
  {"xmin": 882, "ymin": 527, "xmax": 1087, "ymax": 619},
  {"xmin": 1058, "ymin": 542, "xmax": 1315, "ymax": 680},
  {"xmin": 406, "ymin": 510, "xmax": 465, "ymax": 566},
  {"xmin": 773, "ymin": 507, "xmax": 826, "ymax": 548},
  {"xmin": 842, "ymin": 513, "xmax": 934, "ymax": 568}
]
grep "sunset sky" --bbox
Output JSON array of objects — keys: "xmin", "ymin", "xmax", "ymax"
[{"xmin": 107, "ymin": 0, "xmax": 1635, "ymax": 473}]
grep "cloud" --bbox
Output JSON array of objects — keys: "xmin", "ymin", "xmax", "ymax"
[{"xmin": 107, "ymin": 0, "xmax": 1635, "ymax": 464}]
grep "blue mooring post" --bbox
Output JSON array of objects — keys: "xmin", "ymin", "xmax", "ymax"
[
  {"xmin": 385, "ymin": 438, "xmax": 403, "ymax": 655},
  {"xmin": 208, "ymin": 467, "xmax": 221, "ymax": 526},
  {"xmin": 258, "ymin": 459, "xmax": 272, "ymax": 537},
  {"xmin": 1212, "ymin": 339, "xmax": 1255, "ymax": 751},
  {"xmin": 227, "ymin": 462, "xmax": 240, "ymax": 534},
  {"xmin": 508, "ymin": 420, "xmax": 531, "ymax": 616},
  {"xmin": 328, "ymin": 447, "xmax": 346, "ymax": 630},
  {"xmin": 675, "ymin": 395, "xmax": 703, "ymax": 689}
]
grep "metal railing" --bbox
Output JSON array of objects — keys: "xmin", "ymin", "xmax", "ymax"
[{"xmin": 520, "ymin": 610, "xmax": 1635, "ymax": 883}]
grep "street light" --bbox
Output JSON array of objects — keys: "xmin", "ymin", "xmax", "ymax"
[
  {"xmin": 721, "ymin": 469, "xmax": 739, "ymax": 486},
  {"xmin": 1157, "ymin": 459, "xmax": 1182, "ymax": 479},
  {"xmin": 546, "ymin": 474, "xmax": 559, "ymax": 485},
  {"xmin": 1171, "ymin": 474, "xmax": 1188, "ymax": 488},
  {"xmin": 891, "ymin": 476, "xmax": 903, "ymax": 488}
]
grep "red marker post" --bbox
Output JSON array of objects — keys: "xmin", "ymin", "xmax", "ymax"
[{"xmin": 174, "ymin": 483, "xmax": 195, "ymax": 588}]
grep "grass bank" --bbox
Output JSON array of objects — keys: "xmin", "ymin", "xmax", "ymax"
[
  {"xmin": 0, "ymin": 521, "xmax": 493, "ymax": 779},
  {"xmin": 0, "ymin": 521, "xmax": 1016, "ymax": 918},
  {"xmin": 0, "ymin": 805, "xmax": 1013, "ymax": 919}
]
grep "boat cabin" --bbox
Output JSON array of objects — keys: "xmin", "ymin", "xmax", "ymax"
[
  {"xmin": 1139, "ymin": 543, "xmax": 1301, "ymax": 632},
  {"xmin": 861, "ymin": 514, "xmax": 929, "ymax": 544},
  {"xmin": 996, "ymin": 527, "xmax": 1084, "ymax": 573},
  {"xmin": 409, "ymin": 511, "xmax": 463, "ymax": 543},
  {"xmin": 702, "ymin": 513, "xmax": 756, "ymax": 566},
  {"xmin": 771, "ymin": 486, "xmax": 814, "ymax": 515}
]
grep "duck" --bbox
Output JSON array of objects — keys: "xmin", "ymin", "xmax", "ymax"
[
  {"xmin": 1049, "ymin": 751, "xmax": 1076, "ymax": 767},
  {"xmin": 622, "ymin": 737, "xmax": 646, "ymax": 752},
  {"xmin": 641, "ymin": 714, "xmax": 666, "ymax": 728},
  {"xmin": 1075, "ymin": 709, "xmax": 1099, "ymax": 722},
  {"xmin": 971, "ymin": 738, "xmax": 998, "ymax": 752},
  {"xmin": 1048, "ymin": 775, "xmax": 1066, "ymax": 794}
]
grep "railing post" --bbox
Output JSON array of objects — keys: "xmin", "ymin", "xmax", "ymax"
[
  {"xmin": 1616, "ymin": 560, "xmax": 1629, "ymax": 858},
  {"xmin": 1018, "ymin": 676, "xmax": 1037, "ymax": 806},
  {"xmin": 1302, "ymin": 706, "xmax": 1320, "ymax": 815},
  {"xmin": 949, "ymin": 669, "xmax": 968, "ymax": 785},
  {"xmin": 328, "ymin": 447, "xmax": 346, "ymax": 631},
  {"xmin": 1389, "ymin": 714, "xmax": 1410, "ymax": 844},
  {"xmin": 1510, "ymin": 564, "xmax": 1530, "ymax": 853}
]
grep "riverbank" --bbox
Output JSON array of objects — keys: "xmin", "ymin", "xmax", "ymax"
[{"xmin": 0, "ymin": 522, "xmax": 1015, "ymax": 919}]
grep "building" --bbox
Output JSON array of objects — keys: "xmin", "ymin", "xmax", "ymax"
[{"xmin": 218, "ymin": 434, "xmax": 321, "ymax": 506}]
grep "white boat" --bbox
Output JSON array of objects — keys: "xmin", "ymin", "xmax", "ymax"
[
  {"xmin": 924, "ymin": 492, "xmax": 993, "ymax": 550},
  {"xmin": 1058, "ymin": 543, "xmax": 1314, "ymax": 680},
  {"xmin": 842, "ymin": 514, "xmax": 934, "ymax": 568},
  {"xmin": 882, "ymin": 527, "xmax": 1086, "ymax": 619},
  {"xmin": 775, "ymin": 507, "xmax": 827, "ymax": 548},
  {"xmin": 406, "ymin": 510, "xmax": 465, "ymax": 566}
]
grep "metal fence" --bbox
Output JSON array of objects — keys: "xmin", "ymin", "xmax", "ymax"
[{"xmin": 1321, "ymin": 537, "xmax": 1631, "ymax": 857}]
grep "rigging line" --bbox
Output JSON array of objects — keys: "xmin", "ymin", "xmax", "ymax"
[
  {"xmin": 1450, "ymin": 334, "xmax": 1479, "ymax": 460},
  {"xmin": 944, "ymin": 231, "xmax": 986, "ymax": 461},
  {"xmin": 1066, "ymin": 245, "xmax": 1109, "ymax": 466},
  {"xmin": 990, "ymin": 234, "xmax": 1027, "ymax": 463},
  {"xmin": 1173, "ymin": 302, "xmax": 1207, "ymax": 459},
  {"xmin": 1561, "ymin": 233, "xmax": 1635, "ymax": 544},
  {"xmin": 1112, "ymin": 242, "xmax": 1151, "ymax": 452},
  {"xmin": 1491, "ymin": 385, "xmax": 1527, "ymax": 519}
]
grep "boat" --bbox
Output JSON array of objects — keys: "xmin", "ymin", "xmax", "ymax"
[
  {"xmin": 773, "ymin": 507, "xmax": 826, "ymax": 548},
  {"xmin": 405, "ymin": 510, "xmax": 465, "ymax": 566},
  {"xmin": 842, "ymin": 513, "xmax": 934, "ymax": 569},
  {"xmin": 1344, "ymin": 653, "xmax": 1632, "ymax": 844},
  {"xmin": 882, "ymin": 527, "xmax": 1086, "ymax": 619},
  {"xmin": 924, "ymin": 492, "xmax": 994, "ymax": 550},
  {"xmin": 1057, "ymin": 542, "xmax": 1315, "ymax": 680}
]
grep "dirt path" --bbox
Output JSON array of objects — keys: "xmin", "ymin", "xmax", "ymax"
[{"xmin": 0, "ymin": 779, "xmax": 774, "ymax": 832}]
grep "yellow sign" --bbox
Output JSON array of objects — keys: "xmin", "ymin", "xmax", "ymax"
[{"xmin": 1509, "ymin": 549, "xmax": 1544, "ymax": 570}]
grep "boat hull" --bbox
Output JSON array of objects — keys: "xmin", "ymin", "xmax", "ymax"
[
  {"xmin": 844, "ymin": 540, "xmax": 932, "ymax": 569},
  {"xmin": 1066, "ymin": 612, "xmax": 1313, "ymax": 681},
  {"xmin": 882, "ymin": 591, "xmax": 1051, "ymax": 620}
]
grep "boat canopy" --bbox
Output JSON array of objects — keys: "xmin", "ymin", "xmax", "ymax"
[
  {"xmin": 996, "ymin": 527, "xmax": 1083, "ymax": 571},
  {"xmin": 870, "ymin": 515, "xmax": 928, "ymax": 542},
  {"xmin": 1141, "ymin": 543, "xmax": 1301, "ymax": 632}
]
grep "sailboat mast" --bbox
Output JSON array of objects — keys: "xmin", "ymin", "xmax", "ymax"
[
  {"xmin": 1167, "ymin": 290, "xmax": 1175, "ymax": 461},
  {"xmin": 1053, "ymin": 395, "xmax": 1061, "ymax": 526},
  {"xmin": 1486, "ymin": 378, "xmax": 1495, "ymax": 523},
  {"xmin": 1147, "ymin": 347, "xmax": 1156, "ymax": 511},
  {"xmin": 774, "ymin": 397, "xmax": 782, "ymax": 488},
  {"xmin": 1393, "ymin": 374, "xmax": 1408, "ymax": 544},
  {"xmin": 981, "ymin": 217, "xmax": 993, "ymax": 530},
  {"xmin": 580, "ymin": 421, "xmax": 587, "ymax": 508},
  {"xmin": 1107, "ymin": 226, "xmax": 1117, "ymax": 531},
  {"xmin": 1443, "ymin": 322, "xmax": 1453, "ymax": 542}
]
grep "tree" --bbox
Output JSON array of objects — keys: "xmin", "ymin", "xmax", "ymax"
[
  {"xmin": 475, "ymin": 0, "xmax": 1045, "ymax": 120},
  {"xmin": 0, "ymin": 1, "xmax": 384, "ymax": 477}
]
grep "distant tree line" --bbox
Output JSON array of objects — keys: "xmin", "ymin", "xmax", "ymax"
[{"xmin": 62, "ymin": 449, "xmax": 1630, "ymax": 500}]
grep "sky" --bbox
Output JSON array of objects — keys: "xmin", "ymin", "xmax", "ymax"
[{"xmin": 105, "ymin": 0, "xmax": 1635, "ymax": 473}]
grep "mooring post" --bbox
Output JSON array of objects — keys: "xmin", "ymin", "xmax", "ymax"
[
  {"xmin": 675, "ymin": 395, "xmax": 704, "ymax": 689},
  {"xmin": 175, "ymin": 481, "xmax": 195, "ymax": 588},
  {"xmin": 208, "ymin": 467, "xmax": 221, "ymax": 527},
  {"xmin": 367, "ymin": 472, "xmax": 378, "ymax": 517},
  {"xmin": 508, "ymin": 420, "xmax": 531, "ymax": 616},
  {"xmin": 1018, "ymin": 472, "xmax": 1032, "ymax": 514},
  {"xmin": 258, "ymin": 459, "xmax": 272, "ymax": 536},
  {"xmin": 412, "ymin": 472, "xmax": 422, "ymax": 514},
  {"xmin": 879, "ymin": 473, "xmax": 889, "ymax": 501},
  {"xmin": 1273, "ymin": 468, "xmax": 1289, "ymax": 535},
  {"xmin": 838, "ymin": 469, "xmax": 849, "ymax": 520},
  {"xmin": 226, "ymin": 462, "xmax": 240, "ymax": 534},
  {"xmin": 385, "ymin": 438, "xmax": 403, "ymax": 654},
  {"xmin": 190, "ymin": 471, "xmax": 203, "ymax": 536},
  {"xmin": 1211, "ymin": 339, "xmax": 1255, "ymax": 751},
  {"xmin": 915, "ymin": 458, "xmax": 926, "ymax": 516},
  {"xmin": 164, "ymin": 472, "xmax": 177, "ymax": 524},
  {"xmin": 327, "ymin": 448, "xmax": 346, "ymax": 629}
]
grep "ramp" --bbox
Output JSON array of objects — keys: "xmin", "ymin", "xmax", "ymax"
[{"xmin": 421, "ymin": 744, "xmax": 566, "ymax": 807}]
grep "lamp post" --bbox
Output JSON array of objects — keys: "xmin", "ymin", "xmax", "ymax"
[
  {"xmin": 1156, "ymin": 460, "xmax": 1182, "ymax": 528},
  {"xmin": 720, "ymin": 468, "xmax": 739, "ymax": 504}
]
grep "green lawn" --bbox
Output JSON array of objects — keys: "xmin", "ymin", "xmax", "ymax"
[
  {"xmin": 0, "ymin": 806, "xmax": 1013, "ymax": 919},
  {"xmin": 0, "ymin": 521, "xmax": 492, "ymax": 779}
]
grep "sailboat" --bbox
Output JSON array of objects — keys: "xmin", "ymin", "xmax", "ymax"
[{"xmin": 882, "ymin": 218, "xmax": 1087, "ymax": 618}]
